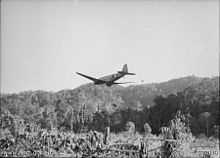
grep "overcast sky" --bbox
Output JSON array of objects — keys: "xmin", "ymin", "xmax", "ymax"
[{"xmin": 1, "ymin": 0, "xmax": 219, "ymax": 93}]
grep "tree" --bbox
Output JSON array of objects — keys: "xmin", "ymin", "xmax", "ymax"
[
  {"xmin": 126, "ymin": 121, "xmax": 135, "ymax": 136},
  {"xmin": 143, "ymin": 122, "xmax": 152, "ymax": 136},
  {"xmin": 199, "ymin": 112, "xmax": 211, "ymax": 137}
]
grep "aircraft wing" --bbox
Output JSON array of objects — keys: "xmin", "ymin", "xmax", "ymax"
[
  {"xmin": 76, "ymin": 72, "xmax": 106, "ymax": 83},
  {"xmin": 113, "ymin": 81, "xmax": 134, "ymax": 85}
]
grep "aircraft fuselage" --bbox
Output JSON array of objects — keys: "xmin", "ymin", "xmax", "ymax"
[{"xmin": 95, "ymin": 73, "xmax": 125, "ymax": 86}]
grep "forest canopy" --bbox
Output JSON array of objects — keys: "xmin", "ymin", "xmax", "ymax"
[{"xmin": 1, "ymin": 76, "xmax": 219, "ymax": 137}]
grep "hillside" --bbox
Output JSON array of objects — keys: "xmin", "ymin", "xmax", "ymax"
[
  {"xmin": 1, "ymin": 75, "xmax": 219, "ymax": 135},
  {"xmin": 117, "ymin": 75, "xmax": 205, "ymax": 109},
  {"xmin": 1, "ymin": 76, "xmax": 218, "ymax": 117}
]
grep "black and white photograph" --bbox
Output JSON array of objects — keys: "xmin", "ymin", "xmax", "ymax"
[{"xmin": 0, "ymin": 0, "xmax": 219, "ymax": 157}]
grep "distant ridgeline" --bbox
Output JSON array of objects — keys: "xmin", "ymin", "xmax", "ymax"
[{"xmin": 0, "ymin": 76, "xmax": 219, "ymax": 136}]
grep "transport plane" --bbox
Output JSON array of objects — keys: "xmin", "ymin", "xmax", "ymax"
[{"xmin": 76, "ymin": 64, "xmax": 135, "ymax": 86}]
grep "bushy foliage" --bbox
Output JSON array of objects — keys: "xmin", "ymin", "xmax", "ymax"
[
  {"xmin": 125, "ymin": 121, "xmax": 135, "ymax": 136},
  {"xmin": 143, "ymin": 123, "xmax": 152, "ymax": 136},
  {"xmin": 161, "ymin": 111, "xmax": 193, "ymax": 158},
  {"xmin": 0, "ymin": 76, "xmax": 219, "ymax": 136}
]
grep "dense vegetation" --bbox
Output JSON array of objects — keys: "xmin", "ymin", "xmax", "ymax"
[{"xmin": 1, "ymin": 76, "xmax": 219, "ymax": 137}]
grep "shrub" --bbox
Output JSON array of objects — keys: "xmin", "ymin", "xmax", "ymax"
[
  {"xmin": 161, "ymin": 110, "xmax": 193, "ymax": 158},
  {"xmin": 125, "ymin": 121, "xmax": 135, "ymax": 136},
  {"xmin": 144, "ymin": 123, "xmax": 152, "ymax": 136}
]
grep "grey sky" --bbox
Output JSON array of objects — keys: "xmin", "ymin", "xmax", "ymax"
[{"xmin": 1, "ymin": 0, "xmax": 219, "ymax": 93}]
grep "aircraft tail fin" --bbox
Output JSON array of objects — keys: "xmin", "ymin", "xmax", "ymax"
[
  {"xmin": 118, "ymin": 64, "xmax": 135, "ymax": 75},
  {"xmin": 122, "ymin": 64, "xmax": 128, "ymax": 73}
]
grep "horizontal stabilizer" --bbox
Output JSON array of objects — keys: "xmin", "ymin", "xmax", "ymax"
[
  {"xmin": 117, "ymin": 71, "xmax": 136, "ymax": 75},
  {"xmin": 126, "ymin": 72, "xmax": 136, "ymax": 75}
]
